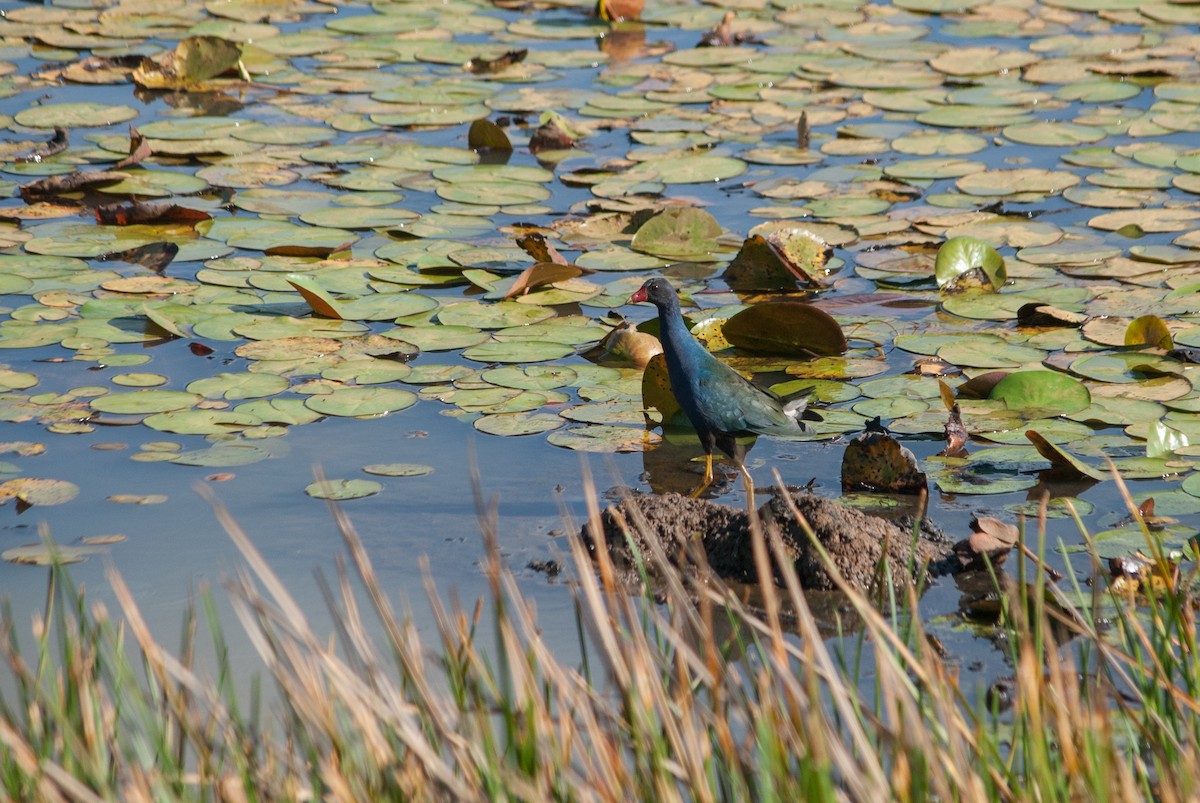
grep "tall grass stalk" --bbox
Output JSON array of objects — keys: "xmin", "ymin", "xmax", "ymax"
[{"xmin": 1, "ymin": 474, "xmax": 1199, "ymax": 801}]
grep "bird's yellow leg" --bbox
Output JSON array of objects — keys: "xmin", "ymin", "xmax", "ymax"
[
  {"xmin": 689, "ymin": 453, "xmax": 715, "ymax": 498},
  {"xmin": 738, "ymin": 462, "xmax": 756, "ymax": 511}
]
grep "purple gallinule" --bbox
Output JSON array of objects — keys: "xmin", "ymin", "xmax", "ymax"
[{"xmin": 629, "ymin": 278, "xmax": 815, "ymax": 508}]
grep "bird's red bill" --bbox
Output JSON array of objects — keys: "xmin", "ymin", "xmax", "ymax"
[{"xmin": 628, "ymin": 286, "xmax": 649, "ymax": 304}]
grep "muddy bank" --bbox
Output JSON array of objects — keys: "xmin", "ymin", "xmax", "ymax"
[{"xmin": 583, "ymin": 488, "xmax": 954, "ymax": 595}]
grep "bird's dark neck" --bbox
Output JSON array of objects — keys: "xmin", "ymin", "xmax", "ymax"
[{"xmin": 656, "ymin": 296, "xmax": 701, "ymax": 373}]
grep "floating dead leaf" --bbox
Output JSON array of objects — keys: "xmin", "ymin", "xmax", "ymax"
[
  {"xmin": 1016, "ymin": 303, "xmax": 1087, "ymax": 328},
  {"xmin": 1026, "ymin": 430, "xmax": 1106, "ymax": 481},
  {"xmin": 954, "ymin": 515, "xmax": 1018, "ymax": 570},
  {"xmin": 14, "ymin": 127, "xmax": 67, "ymax": 164},
  {"xmin": 504, "ymin": 262, "xmax": 583, "ymax": 298},
  {"xmin": 529, "ymin": 114, "xmax": 578, "ymax": 154},
  {"xmin": 107, "ymin": 493, "xmax": 168, "ymax": 504},
  {"xmin": 841, "ymin": 418, "xmax": 927, "ymax": 494},
  {"xmin": 285, "ymin": 273, "xmax": 343, "ymax": 319},
  {"xmin": 19, "ymin": 170, "xmax": 129, "ymax": 200},
  {"xmin": 96, "ymin": 201, "xmax": 212, "ymax": 226},
  {"xmin": 955, "ymin": 371, "xmax": 1008, "ymax": 399},
  {"xmin": 698, "ymin": 11, "xmax": 761, "ymax": 47},
  {"xmin": 99, "ymin": 242, "xmax": 179, "ymax": 274},
  {"xmin": 941, "ymin": 403, "xmax": 968, "ymax": 456},
  {"xmin": 81, "ymin": 534, "xmax": 127, "ymax": 545},
  {"xmin": 114, "ymin": 125, "xmax": 152, "ymax": 170},
  {"xmin": 464, "ymin": 49, "xmax": 527, "ymax": 75},
  {"xmin": 265, "ymin": 241, "xmax": 354, "ymax": 258},
  {"xmin": 515, "ymin": 232, "xmax": 568, "ymax": 265}
]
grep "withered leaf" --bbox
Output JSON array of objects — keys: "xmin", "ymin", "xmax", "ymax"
[
  {"xmin": 464, "ymin": 49, "xmax": 527, "ymax": 74},
  {"xmin": 96, "ymin": 201, "xmax": 212, "ymax": 226},
  {"xmin": 20, "ymin": 170, "xmax": 129, "ymax": 200},
  {"xmin": 940, "ymin": 403, "xmax": 968, "ymax": 457},
  {"xmin": 529, "ymin": 117, "xmax": 578, "ymax": 154},
  {"xmin": 265, "ymin": 241, "xmax": 354, "ymax": 258},
  {"xmin": 841, "ymin": 418, "xmax": 927, "ymax": 494},
  {"xmin": 15, "ymin": 127, "xmax": 68, "ymax": 164},
  {"xmin": 114, "ymin": 126, "xmax": 151, "ymax": 170},
  {"xmin": 697, "ymin": 11, "xmax": 761, "ymax": 47},
  {"xmin": 99, "ymin": 242, "xmax": 180, "ymax": 274},
  {"xmin": 504, "ymin": 262, "xmax": 583, "ymax": 298},
  {"xmin": 515, "ymin": 232, "xmax": 568, "ymax": 265}
]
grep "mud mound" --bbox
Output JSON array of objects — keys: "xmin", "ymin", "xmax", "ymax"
[{"xmin": 585, "ymin": 488, "xmax": 952, "ymax": 594}]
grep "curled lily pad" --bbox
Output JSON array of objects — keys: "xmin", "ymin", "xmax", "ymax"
[
  {"xmin": 1125, "ymin": 315, "xmax": 1173, "ymax": 349},
  {"xmin": 935, "ymin": 236, "xmax": 1005, "ymax": 291},
  {"xmin": 722, "ymin": 303, "xmax": 847, "ymax": 357},
  {"xmin": 989, "ymin": 371, "xmax": 1091, "ymax": 415}
]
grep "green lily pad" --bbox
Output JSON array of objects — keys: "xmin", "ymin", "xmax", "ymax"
[
  {"xmin": 172, "ymin": 443, "xmax": 275, "ymax": 467},
  {"xmin": 990, "ymin": 371, "xmax": 1091, "ymax": 415},
  {"xmin": 303, "ymin": 387, "xmax": 417, "ymax": 417},
  {"xmin": 935, "ymin": 236, "xmax": 1006, "ymax": 291},
  {"xmin": 473, "ymin": 411, "xmax": 565, "ymax": 436},
  {"xmin": 546, "ymin": 424, "xmax": 659, "ymax": 452},
  {"xmin": 630, "ymin": 207, "xmax": 722, "ymax": 260},
  {"xmin": 187, "ymin": 372, "xmax": 289, "ymax": 401},
  {"xmin": 90, "ymin": 390, "xmax": 202, "ymax": 414},
  {"xmin": 461, "ymin": 340, "xmax": 575, "ymax": 363}
]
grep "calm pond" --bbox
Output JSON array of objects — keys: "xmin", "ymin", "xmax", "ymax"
[{"xmin": 1, "ymin": 0, "xmax": 1199, "ymax": 689}]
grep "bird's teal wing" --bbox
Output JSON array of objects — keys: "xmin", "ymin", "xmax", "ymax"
[{"xmin": 694, "ymin": 355, "xmax": 800, "ymax": 435}]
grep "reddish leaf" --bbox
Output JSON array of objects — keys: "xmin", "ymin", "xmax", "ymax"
[{"xmin": 96, "ymin": 201, "xmax": 211, "ymax": 226}]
